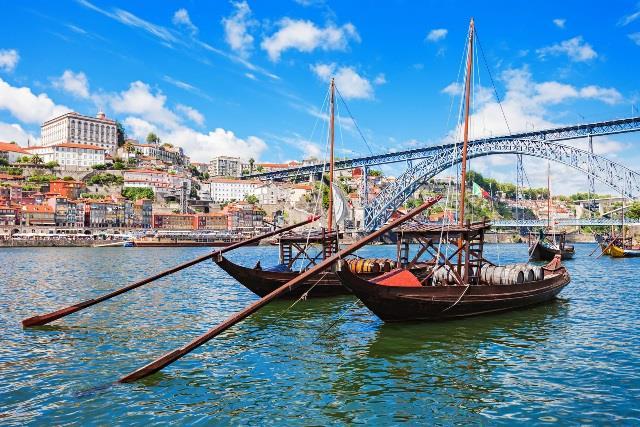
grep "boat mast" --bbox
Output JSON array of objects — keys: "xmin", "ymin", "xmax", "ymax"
[
  {"xmin": 458, "ymin": 18, "xmax": 474, "ymax": 226},
  {"xmin": 547, "ymin": 161, "xmax": 551, "ymax": 230},
  {"xmin": 328, "ymin": 78, "xmax": 336, "ymax": 232}
]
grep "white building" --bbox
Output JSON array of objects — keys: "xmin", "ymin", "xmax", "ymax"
[
  {"xmin": 123, "ymin": 169, "xmax": 191, "ymax": 196},
  {"xmin": 207, "ymin": 178, "xmax": 260, "ymax": 203},
  {"xmin": 209, "ymin": 156, "xmax": 242, "ymax": 177},
  {"xmin": 40, "ymin": 111, "xmax": 118, "ymax": 155},
  {"xmin": 0, "ymin": 142, "xmax": 29, "ymax": 163},
  {"xmin": 24, "ymin": 143, "xmax": 105, "ymax": 168}
]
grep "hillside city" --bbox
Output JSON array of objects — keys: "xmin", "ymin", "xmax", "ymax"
[{"xmin": 0, "ymin": 110, "xmax": 637, "ymax": 243}]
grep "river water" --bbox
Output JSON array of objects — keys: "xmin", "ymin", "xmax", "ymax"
[{"xmin": 1, "ymin": 244, "xmax": 639, "ymax": 425}]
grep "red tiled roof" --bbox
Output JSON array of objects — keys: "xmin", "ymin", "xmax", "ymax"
[
  {"xmin": 0, "ymin": 142, "xmax": 28, "ymax": 154},
  {"xmin": 22, "ymin": 204, "xmax": 54, "ymax": 213}
]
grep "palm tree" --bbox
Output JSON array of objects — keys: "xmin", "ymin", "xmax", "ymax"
[
  {"xmin": 249, "ymin": 158, "xmax": 255, "ymax": 173},
  {"xmin": 31, "ymin": 155, "xmax": 43, "ymax": 165}
]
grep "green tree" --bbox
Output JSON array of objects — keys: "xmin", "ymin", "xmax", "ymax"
[
  {"xmin": 116, "ymin": 120, "xmax": 127, "ymax": 147},
  {"xmin": 255, "ymin": 165, "xmax": 264, "ymax": 172},
  {"xmin": 30, "ymin": 155, "xmax": 43, "ymax": 165},
  {"xmin": 122, "ymin": 186, "xmax": 154, "ymax": 201},
  {"xmin": 245, "ymin": 194, "xmax": 259, "ymax": 204},
  {"xmin": 249, "ymin": 158, "xmax": 255, "ymax": 173},
  {"xmin": 63, "ymin": 176, "xmax": 74, "ymax": 181},
  {"xmin": 369, "ymin": 169, "xmax": 382, "ymax": 177},
  {"xmin": 146, "ymin": 132, "xmax": 160, "ymax": 144},
  {"xmin": 626, "ymin": 201, "xmax": 640, "ymax": 219},
  {"xmin": 91, "ymin": 163, "xmax": 107, "ymax": 170},
  {"xmin": 44, "ymin": 160, "xmax": 59, "ymax": 169},
  {"xmin": 0, "ymin": 158, "xmax": 8, "ymax": 167}
]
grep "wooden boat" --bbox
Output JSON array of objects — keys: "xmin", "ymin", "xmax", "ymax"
[
  {"xmin": 215, "ymin": 78, "xmax": 412, "ymax": 298},
  {"xmin": 335, "ymin": 19, "xmax": 570, "ymax": 323},
  {"xmin": 528, "ymin": 232, "xmax": 575, "ymax": 261},
  {"xmin": 608, "ymin": 244, "xmax": 640, "ymax": 258},
  {"xmin": 215, "ymin": 229, "xmax": 413, "ymax": 297},
  {"xmin": 594, "ymin": 234, "xmax": 640, "ymax": 257},
  {"xmin": 336, "ymin": 222, "xmax": 570, "ymax": 322},
  {"xmin": 133, "ymin": 231, "xmax": 257, "ymax": 247}
]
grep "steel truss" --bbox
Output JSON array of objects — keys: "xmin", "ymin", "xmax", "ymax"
[
  {"xmin": 248, "ymin": 116, "xmax": 640, "ymax": 181},
  {"xmin": 364, "ymin": 138, "xmax": 640, "ymax": 230}
]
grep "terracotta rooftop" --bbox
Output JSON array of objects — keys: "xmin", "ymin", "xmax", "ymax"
[{"xmin": 0, "ymin": 142, "xmax": 28, "ymax": 154}]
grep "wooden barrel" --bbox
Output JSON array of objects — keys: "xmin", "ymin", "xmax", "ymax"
[
  {"xmin": 533, "ymin": 266, "xmax": 544, "ymax": 281},
  {"xmin": 347, "ymin": 259, "xmax": 377, "ymax": 273},
  {"xmin": 491, "ymin": 266, "xmax": 505, "ymax": 285},
  {"xmin": 510, "ymin": 263, "xmax": 536, "ymax": 282},
  {"xmin": 507, "ymin": 266, "xmax": 525, "ymax": 284}
]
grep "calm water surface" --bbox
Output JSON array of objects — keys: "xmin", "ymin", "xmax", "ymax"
[{"xmin": 1, "ymin": 244, "xmax": 639, "ymax": 425}]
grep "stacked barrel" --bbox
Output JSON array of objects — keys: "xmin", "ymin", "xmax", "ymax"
[
  {"xmin": 431, "ymin": 263, "xmax": 544, "ymax": 286},
  {"xmin": 346, "ymin": 258, "xmax": 396, "ymax": 274}
]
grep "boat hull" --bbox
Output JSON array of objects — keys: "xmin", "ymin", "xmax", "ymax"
[
  {"xmin": 134, "ymin": 240, "xmax": 259, "ymax": 248},
  {"xmin": 215, "ymin": 255, "xmax": 357, "ymax": 298},
  {"xmin": 529, "ymin": 240, "xmax": 574, "ymax": 261},
  {"xmin": 609, "ymin": 244, "xmax": 640, "ymax": 258},
  {"xmin": 336, "ymin": 262, "xmax": 570, "ymax": 322}
]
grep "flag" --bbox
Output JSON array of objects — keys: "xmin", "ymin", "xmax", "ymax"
[{"xmin": 472, "ymin": 182, "xmax": 490, "ymax": 199}]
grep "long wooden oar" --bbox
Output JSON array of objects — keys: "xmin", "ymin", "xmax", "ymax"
[
  {"xmin": 22, "ymin": 216, "xmax": 319, "ymax": 327},
  {"xmin": 119, "ymin": 196, "xmax": 442, "ymax": 382},
  {"xmin": 595, "ymin": 239, "xmax": 616, "ymax": 259}
]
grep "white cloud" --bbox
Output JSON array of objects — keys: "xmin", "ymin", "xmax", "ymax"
[
  {"xmin": 373, "ymin": 73, "xmax": 386, "ymax": 85},
  {"xmin": 426, "ymin": 28, "xmax": 447, "ymax": 42},
  {"xmin": 630, "ymin": 33, "xmax": 640, "ymax": 46},
  {"xmin": 310, "ymin": 63, "xmax": 374, "ymax": 100},
  {"xmin": 77, "ymin": 0, "xmax": 177, "ymax": 44},
  {"xmin": 52, "ymin": 70, "xmax": 90, "ymax": 98},
  {"xmin": 536, "ymin": 36, "xmax": 597, "ymax": 62},
  {"xmin": 222, "ymin": 1, "xmax": 254, "ymax": 58},
  {"xmin": 552, "ymin": 18, "xmax": 566, "ymax": 28},
  {"xmin": 441, "ymin": 82, "xmax": 462, "ymax": 96},
  {"xmin": 245, "ymin": 72, "xmax": 257, "ymax": 80},
  {"xmin": 0, "ymin": 77, "xmax": 70, "ymax": 124},
  {"xmin": 109, "ymin": 81, "xmax": 180, "ymax": 128},
  {"xmin": 123, "ymin": 116, "xmax": 267, "ymax": 162},
  {"xmin": 176, "ymin": 103, "xmax": 205, "ymax": 126},
  {"xmin": 172, "ymin": 8, "xmax": 198, "ymax": 35},
  {"xmin": 0, "ymin": 49, "xmax": 19, "ymax": 72},
  {"xmin": 0, "ymin": 121, "xmax": 38, "ymax": 146},
  {"xmin": 619, "ymin": 9, "xmax": 640, "ymax": 26},
  {"xmin": 440, "ymin": 67, "xmax": 627, "ymax": 193},
  {"xmin": 169, "ymin": 127, "xmax": 267, "ymax": 162},
  {"xmin": 578, "ymin": 85, "xmax": 623, "ymax": 105},
  {"xmin": 261, "ymin": 18, "xmax": 360, "ymax": 62}
]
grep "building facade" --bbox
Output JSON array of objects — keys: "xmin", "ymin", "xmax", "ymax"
[
  {"xmin": 208, "ymin": 156, "xmax": 242, "ymax": 177},
  {"xmin": 25, "ymin": 143, "xmax": 106, "ymax": 168},
  {"xmin": 40, "ymin": 111, "xmax": 118, "ymax": 155},
  {"xmin": 123, "ymin": 169, "xmax": 191, "ymax": 196},
  {"xmin": 0, "ymin": 142, "xmax": 29, "ymax": 163},
  {"xmin": 207, "ymin": 178, "xmax": 259, "ymax": 203}
]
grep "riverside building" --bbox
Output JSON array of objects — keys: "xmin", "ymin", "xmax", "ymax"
[{"xmin": 40, "ymin": 111, "xmax": 118, "ymax": 155}]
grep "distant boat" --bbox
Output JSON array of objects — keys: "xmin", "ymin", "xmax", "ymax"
[
  {"xmin": 133, "ymin": 231, "xmax": 257, "ymax": 247},
  {"xmin": 528, "ymin": 232, "xmax": 575, "ymax": 261}
]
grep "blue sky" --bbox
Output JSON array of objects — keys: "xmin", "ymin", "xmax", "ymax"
[{"xmin": 1, "ymin": 0, "xmax": 639, "ymax": 192}]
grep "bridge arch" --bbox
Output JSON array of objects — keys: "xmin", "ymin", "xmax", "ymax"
[{"xmin": 363, "ymin": 138, "xmax": 640, "ymax": 230}]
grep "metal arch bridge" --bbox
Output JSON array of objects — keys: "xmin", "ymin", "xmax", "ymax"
[
  {"xmin": 364, "ymin": 138, "xmax": 640, "ymax": 230},
  {"xmin": 247, "ymin": 116, "xmax": 640, "ymax": 180},
  {"xmin": 491, "ymin": 218, "xmax": 640, "ymax": 228}
]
